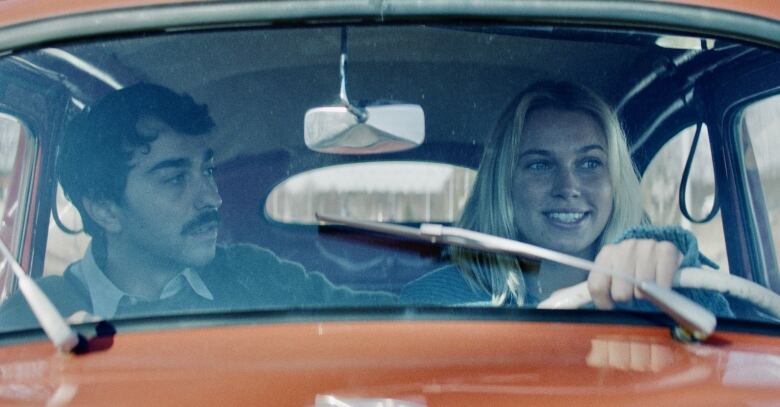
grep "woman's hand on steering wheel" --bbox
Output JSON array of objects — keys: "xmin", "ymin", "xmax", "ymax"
[{"xmin": 587, "ymin": 239, "xmax": 683, "ymax": 309}]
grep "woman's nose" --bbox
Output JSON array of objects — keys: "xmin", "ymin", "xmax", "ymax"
[{"xmin": 552, "ymin": 168, "xmax": 581, "ymax": 198}]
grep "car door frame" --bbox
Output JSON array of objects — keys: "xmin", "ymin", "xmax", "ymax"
[{"xmin": 697, "ymin": 52, "xmax": 780, "ymax": 293}]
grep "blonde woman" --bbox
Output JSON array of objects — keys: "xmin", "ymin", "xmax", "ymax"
[{"xmin": 402, "ymin": 81, "xmax": 729, "ymax": 314}]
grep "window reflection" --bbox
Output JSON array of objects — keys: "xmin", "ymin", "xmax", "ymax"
[
  {"xmin": 586, "ymin": 337, "xmax": 674, "ymax": 373},
  {"xmin": 0, "ymin": 117, "xmax": 21, "ymax": 217},
  {"xmin": 723, "ymin": 350, "xmax": 780, "ymax": 387},
  {"xmin": 266, "ymin": 162, "xmax": 476, "ymax": 224}
]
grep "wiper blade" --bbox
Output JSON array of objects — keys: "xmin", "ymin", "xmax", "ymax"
[
  {"xmin": 0, "ymin": 239, "xmax": 80, "ymax": 352},
  {"xmin": 316, "ymin": 213, "xmax": 716, "ymax": 340}
]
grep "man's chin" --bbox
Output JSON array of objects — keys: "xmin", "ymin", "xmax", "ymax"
[{"xmin": 184, "ymin": 246, "xmax": 217, "ymax": 268}]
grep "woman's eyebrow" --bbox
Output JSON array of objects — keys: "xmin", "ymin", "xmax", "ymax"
[
  {"xmin": 579, "ymin": 144, "xmax": 607, "ymax": 154},
  {"xmin": 518, "ymin": 149, "xmax": 551, "ymax": 158},
  {"xmin": 518, "ymin": 144, "xmax": 606, "ymax": 159}
]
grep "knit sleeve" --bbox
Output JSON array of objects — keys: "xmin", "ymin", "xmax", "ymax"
[
  {"xmin": 611, "ymin": 226, "xmax": 734, "ymax": 317},
  {"xmin": 613, "ymin": 225, "xmax": 719, "ymax": 269}
]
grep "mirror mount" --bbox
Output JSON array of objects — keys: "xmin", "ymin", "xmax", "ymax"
[
  {"xmin": 338, "ymin": 27, "xmax": 368, "ymax": 124},
  {"xmin": 305, "ymin": 26, "xmax": 425, "ymax": 155}
]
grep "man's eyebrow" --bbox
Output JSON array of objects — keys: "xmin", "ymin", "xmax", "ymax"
[
  {"xmin": 147, "ymin": 149, "xmax": 214, "ymax": 174},
  {"xmin": 147, "ymin": 158, "xmax": 191, "ymax": 174}
]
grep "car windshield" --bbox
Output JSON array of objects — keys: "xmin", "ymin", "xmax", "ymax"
[{"xmin": 1, "ymin": 23, "xmax": 780, "ymax": 333}]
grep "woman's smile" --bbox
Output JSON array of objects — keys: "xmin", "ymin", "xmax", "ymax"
[{"xmin": 544, "ymin": 210, "xmax": 590, "ymax": 226}]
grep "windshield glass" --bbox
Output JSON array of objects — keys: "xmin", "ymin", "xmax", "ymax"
[{"xmin": 0, "ymin": 24, "xmax": 778, "ymax": 333}]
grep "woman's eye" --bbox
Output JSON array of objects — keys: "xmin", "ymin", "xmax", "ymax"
[
  {"xmin": 581, "ymin": 158, "xmax": 603, "ymax": 169},
  {"xmin": 527, "ymin": 161, "xmax": 551, "ymax": 170}
]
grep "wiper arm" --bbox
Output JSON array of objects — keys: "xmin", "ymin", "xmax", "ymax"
[
  {"xmin": 0, "ymin": 239, "xmax": 80, "ymax": 352},
  {"xmin": 316, "ymin": 213, "xmax": 716, "ymax": 340}
]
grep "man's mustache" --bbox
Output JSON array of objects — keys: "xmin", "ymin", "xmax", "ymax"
[{"xmin": 181, "ymin": 210, "xmax": 221, "ymax": 235}]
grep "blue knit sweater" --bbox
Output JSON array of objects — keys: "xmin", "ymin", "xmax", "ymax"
[{"xmin": 400, "ymin": 225, "xmax": 734, "ymax": 317}]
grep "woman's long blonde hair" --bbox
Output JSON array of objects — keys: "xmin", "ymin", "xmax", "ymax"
[{"xmin": 452, "ymin": 81, "xmax": 644, "ymax": 305}]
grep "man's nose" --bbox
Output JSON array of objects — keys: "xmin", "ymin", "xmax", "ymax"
[
  {"xmin": 196, "ymin": 176, "xmax": 222, "ymax": 210},
  {"xmin": 552, "ymin": 168, "xmax": 581, "ymax": 198}
]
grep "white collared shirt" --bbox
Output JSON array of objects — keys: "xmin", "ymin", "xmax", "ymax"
[{"xmin": 68, "ymin": 245, "xmax": 214, "ymax": 318}]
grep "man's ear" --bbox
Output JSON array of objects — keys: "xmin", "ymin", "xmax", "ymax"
[{"xmin": 82, "ymin": 197, "xmax": 122, "ymax": 234}]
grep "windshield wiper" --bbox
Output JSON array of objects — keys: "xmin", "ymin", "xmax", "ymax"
[
  {"xmin": 316, "ymin": 213, "xmax": 716, "ymax": 341},
  {"xmin": 0, "ymin": 239, "xmax": 80, "ymax": 352}
]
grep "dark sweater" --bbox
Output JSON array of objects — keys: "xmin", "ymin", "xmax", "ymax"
[{"xmin": 0, "ymin": 244, "xmax": 396, "ymax": 331}]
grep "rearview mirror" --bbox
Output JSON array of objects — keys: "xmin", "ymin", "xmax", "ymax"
[
  {"xmin": 305, "ymin": 26, "xmax": 425, "ymax": 155},
  {"xmin": 304, "ymin": 104, "xmax": 424, "ymax": 154}
]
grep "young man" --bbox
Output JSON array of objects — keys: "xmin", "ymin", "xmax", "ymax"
[{"xmin": 1, "ymin": 83, "xmax": 394, "ymax": 325}]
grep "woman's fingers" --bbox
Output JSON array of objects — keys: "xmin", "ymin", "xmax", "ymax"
[
  {"xmin": 630, "ymin": 240, "xmax": 655, "ymax": 299},
  {"xmin": 654, "ymin": 241, "xmax": 681, "ymax": 288},
  {"xmin": 589, "ymin": 244, "xmax": 616, "ymax": 309},
  {"xmin": 588, "ymin": 239, "xmax": 683, "ymax": 309},
  {"xmin": 608, "ymin": 241, "xmax": 635, "ymax": 303}
]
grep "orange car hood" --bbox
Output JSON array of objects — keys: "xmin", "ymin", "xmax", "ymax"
[{"xmin": 1, "ymin": 320, "xmax": 779, "ymax": 406}]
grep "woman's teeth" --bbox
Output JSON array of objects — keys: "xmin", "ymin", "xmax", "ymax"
[{"xmin": 546, "ymin": 212, "xmax": 586, "ymax": 223}]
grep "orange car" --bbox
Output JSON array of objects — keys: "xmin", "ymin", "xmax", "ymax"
[{"xmin": 1, "ymin": 0, "xmax": 780, "ymax": 405}]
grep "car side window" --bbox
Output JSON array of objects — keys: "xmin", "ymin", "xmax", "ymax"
[
  {"xmin": 43, "ymin": 185, "xmax": 90, "ymax": 277},
  {"xmin": 641, "ymin": 124, "xmax": 729, "ymax": 272},
  {"xmin": 0, "ymin": 115, "xmax": 34, "ymax": 301},
  {"xmin": 0, "ymin": 118, "xmax": 21, "ymax": 217},
  {"xmin": 740, "ymin": 94, "xmax": 780, "ymax": 282}
]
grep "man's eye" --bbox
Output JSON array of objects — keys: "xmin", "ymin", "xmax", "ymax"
[{"xmin": 166, "ymin": 173, "xmax": 187, "ymax": 185}]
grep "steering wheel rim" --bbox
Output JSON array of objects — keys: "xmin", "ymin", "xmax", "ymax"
[{"xmin": 537, "ymin": 267, "xmax": 780, "ymax": 319}]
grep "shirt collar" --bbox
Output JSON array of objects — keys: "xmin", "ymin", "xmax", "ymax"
[
  {"xmin": 160, "ymin": 268, "xmax": 214, "ymax": 301},
  {"xmin": 70, "ymin": 244, "xmax": 213, "ymax": 318}
]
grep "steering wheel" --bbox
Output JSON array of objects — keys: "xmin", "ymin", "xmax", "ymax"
[{"xmin": 537, "ymin": 267, "xmax": 780, "ymax": 319}]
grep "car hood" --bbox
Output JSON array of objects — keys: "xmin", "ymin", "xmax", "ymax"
[{"xmin": 0, "ymin": 319, "xmax": 779, "ymax": 406}]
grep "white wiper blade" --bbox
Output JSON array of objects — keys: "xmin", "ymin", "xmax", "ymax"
[
  {"xmin": 0, "ymin": 239, "xmax": 79, "ymax": 352},
  {"xmin": 316, "ymin": 213, "xmax": 716, "ymax": 340}
]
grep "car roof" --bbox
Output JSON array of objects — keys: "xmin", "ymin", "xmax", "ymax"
[{"xmin": 0, "ymin": 0, "xmax": 777, "ymax": 28}]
